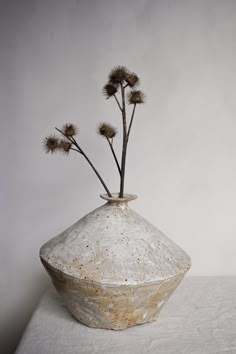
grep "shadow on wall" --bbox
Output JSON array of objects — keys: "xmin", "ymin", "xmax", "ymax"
[{"xmin": 1, "ymin": 273, "xmax": 50, "ymax": 354}]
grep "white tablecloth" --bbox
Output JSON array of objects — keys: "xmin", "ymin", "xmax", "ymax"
[{"xmin": 16, "ymin": 277, "xmax": 236, "ymax": 354}]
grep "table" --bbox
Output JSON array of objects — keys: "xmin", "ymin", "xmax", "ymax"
[{"xmin": 16, "ymin": 277, "xmax": 236, "ymax": 354}]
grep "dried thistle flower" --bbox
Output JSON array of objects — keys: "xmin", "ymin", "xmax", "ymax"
[
  {"xmin": 42, "ymin": 66, "xmax": 146, "ymax": 198},
  {"xmin": 98, "ymin": 122, "xmax": 117, "ymax": 139},
  {"xmin": 43, "ymin": 135, "xmax": 60, "ymax": 154},
  {"xmin": 108, "ymin": 66, "xmax": 129, "ymax": 85},
  {"xmin": 102, "ymin": 83, "xmax": 118, "ymax": 99},
  {"xmin": 59, "ymin": 139, "xmax": 72, "ymax": 154},
  {"xmin": 128, "ymin": 90, "xmax": 145, "ymax": 104},
  {"xmin": 62, "ymin": 123, "xmax": 78, "ymax": 137},
  {"xmin": 125, "ymin": 73, "xmax": 140, "ymax": 87}
]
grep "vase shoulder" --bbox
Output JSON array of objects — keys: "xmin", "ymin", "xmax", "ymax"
[{"xmin": 40, "ymin": 201, "xmax": 191, "ymax": 286}]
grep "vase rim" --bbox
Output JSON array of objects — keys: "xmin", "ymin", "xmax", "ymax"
[{"xmin": 100, "ymin": 193, "xmax": 138, "ymax": 203}]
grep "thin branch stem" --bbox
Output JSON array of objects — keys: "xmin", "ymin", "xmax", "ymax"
[
  {"xmin": 70, "ymin": 147, "xmax": 82, "ymax": 153},
  {"xmin": 113, "ymin": 94, "xmax": 122, "ymax": 112},
  {"xmin": 55, "ymin": 128, "xmax": 80, "ymax": 149},
  {"xmin": 106, "ymin": 137, "xmax": 121, "ymax": 176},
  {"xmin": 69, "ymin": 135, "xmax": 82, "ymax": 153},
  {"xmin": 81, "ymin": 153, "xmax": 112, "ymax": 197},
  {"xmin": 119, "ymin": 84, "xmax": 127, "ymax": 198},
  {"xmin": 55, "ymin": 127, "xmax": 112, "ymax": 197},
  {"xmin": 127, "ymin": 103, "xmax": 136, "ymax": 142}
]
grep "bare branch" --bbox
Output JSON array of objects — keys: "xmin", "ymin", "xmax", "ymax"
[
  {"xmin": 127, "ymin": 103, "xmax": 136, "ymax": 142},
  {"xmin": 113, "ymin": 94, "xmax": 122, "ymax": 112},
  {"xmin": 106, "ymin": 137, "xmax": 121, "ymax": 176}
]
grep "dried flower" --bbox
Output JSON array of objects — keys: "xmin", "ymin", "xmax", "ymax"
[
  {"xmin": 59, "ymin": 139, "xmax": 72, "ymax": 154},
  {"xmin": 42, "ymin": 66, "xmax": 146, "ymax": 198},
  {"xmin": 125, "ymin": 73, "xmax": 139, "ymax": 87},
  {"xmin": 102, "ymin": 83, "xmax": 118, "ymax": 99},
  {"xmin": 108, "ymin": 66, "xmax": 129, "ymax": 85},
  {"xmin": 43, "ymin": 135, "xmax": 60, "ymax": 154},
  {"xmin": 128, "ymin": 90, "xmax": 145, "ymax": 104},
  {"xmin": 98, "ymin": 122, "xmax": 117, "ymax": 139},
  {"xmin": 62, "ymin": 123, "xmax": 78, "ymax": 137}
]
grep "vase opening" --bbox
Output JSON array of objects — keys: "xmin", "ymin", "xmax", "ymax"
[{"xmin": 100, "ymin": 193, "xmax": 138, "ymax": 203}]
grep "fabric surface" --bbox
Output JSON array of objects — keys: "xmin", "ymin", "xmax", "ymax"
[{"xmin": 16, "ymin": 277, "xmax": 236, "ymax": 354}]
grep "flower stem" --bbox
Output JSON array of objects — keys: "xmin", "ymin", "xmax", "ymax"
[
  {"xmin": 55, "ymin": 128, "xmax": 112, "ymax": 197},
  {"xmin": 127, "ymin": 103, "xmax": 136, "ymax": 141},
  {"xmin": 81, "ymin": 152, "xmax": 112, "ymax": 197},
  {"xmin": 119, "ymin": 84, "xmax": 127, "ymax": 198},
  {"xmin": 113, "ymin": 94, "xmax": 122, "ymax": 112},
  {"xmin": 106, "ymin": 137, "xmax": 121, "ymax": 176}
]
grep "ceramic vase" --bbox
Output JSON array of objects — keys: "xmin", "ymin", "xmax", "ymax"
[{"xmin": 40, "ymin": 193, "xmax": 191, "ymax": 330}]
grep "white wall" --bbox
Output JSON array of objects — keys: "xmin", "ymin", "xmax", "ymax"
[{"xmin": 1, "ymin": 0, "xmax": 236, "ymax": 352}]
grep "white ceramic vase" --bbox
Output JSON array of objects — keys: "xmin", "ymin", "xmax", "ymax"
[{"xmin": 40, "ymin": 194, "xmax": 191, "ymax": 330}]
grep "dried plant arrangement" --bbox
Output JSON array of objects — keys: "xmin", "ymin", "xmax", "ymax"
[
  {"xmin": 43, "ymin": 66, "xmax": 145, "ymax": 198},
  {"xmin": 41, "ymin": 66, "xmax": 192, "ymax": 331}
]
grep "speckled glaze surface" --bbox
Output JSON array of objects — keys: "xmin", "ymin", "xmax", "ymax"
[{"xmin": 40, "ymin": 194, "xmax": 191, "ymax": 330}]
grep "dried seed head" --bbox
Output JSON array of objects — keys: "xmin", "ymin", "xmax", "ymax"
[
  {"xmin": 59, "ymin": 139, "xmax": 72, "ymax": 154},
  {"xmin": 108, "ymin": 66, "xmax": 129, "ymax": 85},
  {"xmin": 128, "ymin": 90, "xmax": 145, "ymax": 104},
  {"xmin": 102, "ymin": 83, "xmax": 118, "ymax": 99},
  {"xmin": 98, "ymin": 122, "xmax": 117, "ymax": 139},
  {"xmin": 62, "ymin": 123, "xmax": 78, "ymax": 137},
  {"xmin": 43, "ymin": 135, "xmax": 60, "ymax": 154},
  {"xmin": 125, "ymin": 73, "xmax": 140, "ymax": 87}
]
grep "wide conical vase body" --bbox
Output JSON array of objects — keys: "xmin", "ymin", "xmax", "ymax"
[{"xmin": 40, "ymin": 194, "xmax": 191, "ymax": 330}]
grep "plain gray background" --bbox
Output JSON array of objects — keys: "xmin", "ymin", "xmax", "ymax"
[{"xmin": 1, "ymin": 0, "xmax": 236, "ymax": 353}]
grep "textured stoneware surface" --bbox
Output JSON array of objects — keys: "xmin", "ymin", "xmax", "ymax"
[{"xmin": 40, "ymin": 194, "xmax": 191, "ymax": 330}]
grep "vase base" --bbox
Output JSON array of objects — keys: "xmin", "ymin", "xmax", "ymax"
[{"xmin": 44, "ymin": 260, "xmax": 186, "ymax": 330}]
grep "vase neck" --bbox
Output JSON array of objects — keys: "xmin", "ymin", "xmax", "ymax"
[{"xmin": 100, "ymin": 193, "xmax": 137, "ymax": 205}]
